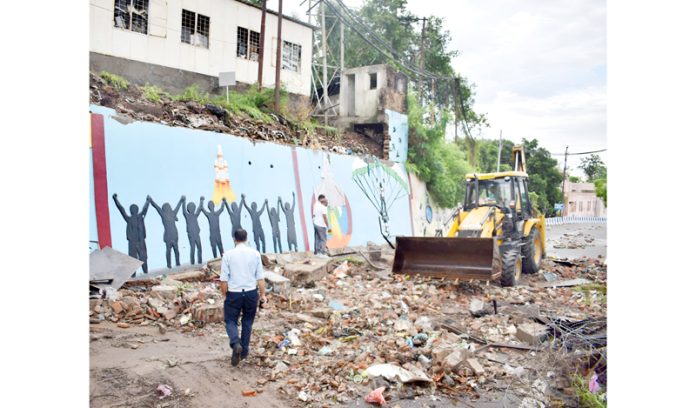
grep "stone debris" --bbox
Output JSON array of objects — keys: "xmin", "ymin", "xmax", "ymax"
[{"xmin": 89, "ymin": 249, "xmax": 607, "ymax": 406}]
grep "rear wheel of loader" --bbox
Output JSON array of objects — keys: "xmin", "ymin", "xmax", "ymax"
[
  {"xmin": 500, "ymin": 247, "xmax": 522, "ymax": 287},
  {"xmin": 522, "ymin": 227, "xmax": 542, "ymax": 274}
]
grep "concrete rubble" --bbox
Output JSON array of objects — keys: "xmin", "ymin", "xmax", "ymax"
[{"xmin": 89, "ymin": 243, "xmax": 607, "ymax": 407}]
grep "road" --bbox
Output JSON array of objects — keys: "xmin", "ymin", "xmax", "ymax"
[{"xmin": 545, "ymin": 223, "xmax": 607, "ymax": 260}]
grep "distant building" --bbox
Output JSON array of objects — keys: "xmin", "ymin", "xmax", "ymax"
[
  {"xmin": 90, "ymin": 0, "xmax": 314, "ymax": 96},
  {"xmin": 562, "ymin": 180, "xmax": 606, "ymax": 217},
  {"xmin": 332, "ymin": 64, "xmax": 409, "ymax": 162}
]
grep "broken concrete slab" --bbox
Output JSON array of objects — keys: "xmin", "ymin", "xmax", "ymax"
[
  {"xmin": 264, "ymin": 270, "xmax": 291, "ymax": 294},
  {"xmin": 469, "ymin": 298, "xmax": 493, "ymax": 317},
  {"xmin": 283, "ymin": 260, "xmax": 330, "ymax": 286},
  {"xmin": 466, "ymin": 358, "xmax": 485, "ymax": 375},
  {"xmin": 151, "ymin": 285, "xmax": 177, "ymax": 300},
  {"xmin": 90, "ymin": 247, "xmax": 143, "ymax": 291},
  {"xmin": 516, "ymin": 322, "xmax": 549, "ymax": 345},
  {"xmin": 538, "ymin": 278, "xmax": 592, "ymax": 288},
  {"xmin": 443, "ymin": 349, "xmax": 470, "ymax": 371},
  {"xmin": 192, "ymin": 303, "xmax": 223, "ymax": 323}
]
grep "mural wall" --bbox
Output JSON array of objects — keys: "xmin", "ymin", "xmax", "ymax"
[
  {"xmin": 89, "ymin": 105, "xmax": 418, "ymax": 274},
  {"xmin": 386, "ymin": 109, "xmax": 408, "ymax": 163},
  {"xmin": 408, "ymin": 175, "xmax": 456, "ymax": 237}
]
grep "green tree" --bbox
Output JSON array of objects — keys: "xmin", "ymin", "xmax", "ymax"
[
  {"xmin": 522, "ymin": 139, "xmax": 563, "ymax": 216},
  {"xmin": 578, "ymin": 154, "xmax": 606, "ymax": 181},
  {"xmin": 406, "ymin": 93, "xmax": 474, "ymax": 207},
  {"xmin": 569, "ymin": 175, "xmax": 581, "ymax": 183}
]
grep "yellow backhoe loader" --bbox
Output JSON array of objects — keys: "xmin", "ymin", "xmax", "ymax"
[{"xmin": 393, "ymin": 146, "xmax": 546, "ymax": 286}]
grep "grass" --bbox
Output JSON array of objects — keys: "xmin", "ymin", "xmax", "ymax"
[
  {"xmin": 143, "ymin": 84, "xmax": 164, "ymax": 103},
  {"xmin": 99, "ymin": 71, "xmax": 129, "ymax": 90},
  {"xmin": 572, "ymin": 374, "xmax": 607, "ymax": 408},
  {"xmin": 172, "ymin": 84, "xmax": 286, "ymax": 123},
  {"xmin": 343, "ymin": 256, "xmax": 365, "ymax": 265},
  {"xmin": 574, "ymin": 283, "xmax": 607, "ymax": 306}
]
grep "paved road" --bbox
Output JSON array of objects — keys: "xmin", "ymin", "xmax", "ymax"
[{"xmin": 545, "ymin": 223, "xmax": 607, "ymax": 260}]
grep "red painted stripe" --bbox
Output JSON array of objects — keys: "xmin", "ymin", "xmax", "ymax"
[
  {"xmin": 91, "ymin": 113, "xmax": 112, "ymax": 249},
  {"xmin": 291, "ymin": 148, "xmax": 310, "ymax": 252},
  {"xmin": 407, "ymin": 171, "xmax": 415, "ymax": 236}
]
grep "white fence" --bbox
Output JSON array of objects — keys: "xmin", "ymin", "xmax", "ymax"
[{"xmin": 545, "ymin": 216, "xmax": 607, "ymax": 226}]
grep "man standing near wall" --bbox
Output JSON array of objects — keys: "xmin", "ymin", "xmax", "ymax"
[
  {"xmin": 313, "ymin": 195, "xmax": 331, "ymax": 257},
  {"xmin": 220, "ymin": 228, "xmax": 267, "ymax": 366}
]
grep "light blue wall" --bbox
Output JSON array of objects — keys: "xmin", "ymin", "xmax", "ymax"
[
  {"xmin": 90, "ymin": 105, "xmax": 413, "ymax": 274},
  {"xmin": 89, "ymin": 148, "xmax": 99, "ymax": 251},
  {"xmin": 386, "ymin": 109, "xmax": 408, "ymax": 163}
]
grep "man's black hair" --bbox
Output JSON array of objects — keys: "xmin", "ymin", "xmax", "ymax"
[
  {"xmin": 318, "ymin": 194, "xmax": 326, "ymax": 200},
  {"xmin": 234, "ymin": 228, "xmax": 248, "ymax": 242}
]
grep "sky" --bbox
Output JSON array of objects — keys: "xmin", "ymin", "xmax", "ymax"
[{"xmin": 277, "ymin": 0, "xmax": 606, "ymax": 176}]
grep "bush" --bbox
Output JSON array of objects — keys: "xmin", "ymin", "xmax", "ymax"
[
  {"xmin": 99, "ymin": 71, "xmax": 129, "ymax": 90},
  {"xmin": 143, "ymin": 84, "xmax": 164, "ymax": 103},
  {"xmin": 406, "ymin": 93, "xmax": 474, "ymax": 208}
]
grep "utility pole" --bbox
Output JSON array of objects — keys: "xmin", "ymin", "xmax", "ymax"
[
  {"xmin": 274, "ymin": 0, "xmax": 283, "ymax": 113},
  {"xmin": 340, "ymin": 17, "xmax": 344, "ymax": 72},
  {"xmin": 320, "ymin": 0, "xmax": 329, "ymax": 126},
  {"xmin": 418, "ymin": 17, "xmax": 427, "ymax": 103},
  {"xmin": 430, "ymin": 78, "xmax": 435, "ymax": 123},
  {"xmin": 257, "ymin": 0, "xmax": 267, "ymax": 90},
  {"xmin": 560, "ymin": 145, "xmax": 569, "ymax": 216},
  {"xmin": 496, "ymin": 130, "xmax": 503, "ymax": 172}
]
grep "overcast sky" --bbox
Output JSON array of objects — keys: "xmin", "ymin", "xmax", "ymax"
[{"xmin": 278, "ymin": 0, "xmax": 606, "ymax": 176}]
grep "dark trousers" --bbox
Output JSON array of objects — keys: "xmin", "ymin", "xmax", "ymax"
[
  {"xmin": 223, "ymin": 289, "xmax": 258, "ymax": 358},
  {"xmin": 314, "ymin": 225, "xmax": 327, "ymax": 254}
]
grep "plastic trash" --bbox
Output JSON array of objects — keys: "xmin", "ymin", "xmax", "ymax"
[
  {"xmin": 365, "ymin": 386, "xmax": 387, "ymax": 406},
  {"xmin": 157, "ymin": 384, "xmax": 173, "ymax": 399},
  {"xmin": 287, "ymin": 328, "xmax": 302, "ymax": 346},
  {"xmin": 333, "ymin": 260, "xmax": 350, "ymax": 278},
  {"xmin": 412, "ymin": 332, "xmax": 428, "ymax": 346},
  {"xmin": 329, "ymin": 299, "xmax": 345, "ymax": 311},
  {"xmin": 318, "ymin": 346, "xmax": 333, "ymax": 356},
  {"xmin": 589, "ymin": 373, "xmax": 600, "ymax": 393}
]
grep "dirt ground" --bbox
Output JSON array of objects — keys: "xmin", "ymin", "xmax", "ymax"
[{"xmin": 90, "ymin": 223, "xmax": 607, "ymax": 408}]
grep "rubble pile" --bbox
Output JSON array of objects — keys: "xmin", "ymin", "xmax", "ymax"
[
  {"xmin": 89, "ymin": 273, "xmax": 226, "ymax": 330},
  {"xmin": 552, "ymin": 231, "xmax": 596, "ymax": 249},
  {"xmin": 89, "ymin": 248, "xmax": 607, "ymax": 406},
  {"xmin": 89, "ymin": 73, "xmax": 380, "ymax": 157}
]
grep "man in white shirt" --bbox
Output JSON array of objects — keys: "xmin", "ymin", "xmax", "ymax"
[
  {"xmin": 219, "ymin": 228, "xmax": 268, "ymax": 366},
  {"xmin": 313, "ymin": 194, "xmax": 331, "ymax": 257}
]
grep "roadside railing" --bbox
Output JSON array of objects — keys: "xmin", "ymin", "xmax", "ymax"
[{"xmin": 545, "ymin": 216, "xmax": 607, "ymax": 226}]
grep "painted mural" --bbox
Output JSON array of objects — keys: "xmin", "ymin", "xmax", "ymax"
[
  {"xmin": 312, "ymin": 155, "xmax": 352, "ymax": 249},
  {"xmin": 90, "ymin": 104, "xmax": 416, "ymax": 274},
  {"xmin": 386, "ymin": 109, "xmax": 409, "ymax": 163}
]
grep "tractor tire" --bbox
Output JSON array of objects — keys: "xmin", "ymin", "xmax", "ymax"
[
  {"xmin": 522, "ymin": 227, "xmax": 543, "ymax": 274},
  {"xmin": 500, "ymin": 245, "xmax": 522, "ymax": 287}
]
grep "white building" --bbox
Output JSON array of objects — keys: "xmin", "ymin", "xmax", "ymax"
[
  {"xmin": 562, "ymin": 181, "xmax": 607, "ymax": 217},
  {"xmin": 90, "ymin": 0, "xmax": 314, "ymax": 96}
]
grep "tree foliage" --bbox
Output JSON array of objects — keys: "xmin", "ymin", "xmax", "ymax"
[
  {"xmin": 406, "ymin": 93, "xmax": 473, "ymax": 207},
  {"xmin": 578, "ymin": 154, "xmax": 607, "ymax": 207},
  {"xmin": 523, "ymin": 139, "xmax": 563, "ymax": 216}
]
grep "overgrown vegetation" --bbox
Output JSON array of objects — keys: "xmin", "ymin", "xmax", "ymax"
[
  {"xmin": 575, "ymin": 283, "xmax": 607, "ymax": 306},
  {"xmin": 572, "ymin": 374, "xmax": 607, "ymax": 408},
  {"xmin": 406, "ymin": 93, "xmax": 474, "ymax": 208},
  {"xmin": 143, "ymin": 84, "xmax": 164, "ymax": 103},
  {"xmin": 579, "ymin": 154, "xmax": 607, "ymax": 206},
  {"xmin": 99, "ymin": 71, "xmax": 129, "ymax": 90}
]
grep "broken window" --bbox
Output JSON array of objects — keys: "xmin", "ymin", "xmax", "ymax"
[
  {"xmin": 181, "ymin": 9, "xmax": 209, "ymax": 48},
  {"xmin": 282, "ymin": 41, "xmax": 302, "ymax": 72},
  {"xmin": 369, "ymin": 72, "xmax": 377, "ymax": 89},
  {"xmin": 114, "ymin": 0, "xmax": 149, "ymax": 34},
  {"xmin": 237, "ymin": 27, "xmax": 261, "ymax": 61}
]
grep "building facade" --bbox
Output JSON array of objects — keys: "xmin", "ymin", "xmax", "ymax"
[
  {"xmin": 562, "ymin": 181, "xmax": 607, "ymax": 217},
  {"xmin": 90, "ymin": 0, "xmax": 314, "ymax": 96}
]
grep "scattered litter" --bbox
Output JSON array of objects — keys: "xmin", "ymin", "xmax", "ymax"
[
  {"xmin": 365, "ymin": 386, "xmax": 387, "ymax": 406},
  {"xmin": 328, "ymin": 299, "xmax": 345, "ymax": 311},
  {"xmin": 242, "ymin": 389, "xmax": 257, "ymax": 397},
  {"xmin": 365, "ymin": 363, "xmax": 432, "ymax": 383},
  {"xmin": 157, "ymin": 384, "xmax": 172, "ymax": 399},
  {"xmin": 297, "ymin": 390, "xmax": 309, "ymax": 402}
]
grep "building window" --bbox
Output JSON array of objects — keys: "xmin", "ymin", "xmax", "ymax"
[
  {"xmin": 114, "ymin": 0, "xmax": 149, "ymax": 34},
  {"xmin": 369, "ymin": 72, "xmax": 377, "ymax": 89},
  {"xmin": 181, "ymin": 9, "xmax": 209, "ymax": 48},
  {"xmin": 237, "ymin": 27, "xmax": 260, "ymax": 61},
  {"xmin": 282, "ymin": 41, "xmax": 302, "ymax": 72}
]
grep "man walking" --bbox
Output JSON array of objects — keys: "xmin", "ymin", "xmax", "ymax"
[
  {"xmin": 313, "ymin": 194, "xmax": 331, "ymax": 257},
  {"xmin": 219, "ymin": 228, "xmax": 267, "ymax": 366}
]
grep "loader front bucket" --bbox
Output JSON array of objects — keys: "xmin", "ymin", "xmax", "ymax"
[{"xmin": 392, "ymin": 236, "xmax": 502, "ymax": 281}]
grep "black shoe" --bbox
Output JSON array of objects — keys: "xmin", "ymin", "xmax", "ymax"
[{"xmin": 231, "ymin": 343, "xmax": 242, "ymax": 366}]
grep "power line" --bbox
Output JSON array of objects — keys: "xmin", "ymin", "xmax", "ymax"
[{"xmin": 551, "ymin": 148, "xmax": 607, "ymax": 156}]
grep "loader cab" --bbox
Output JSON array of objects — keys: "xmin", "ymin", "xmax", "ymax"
[{"xmin": 464, "ymin": 172, "xmax": 534, "ymax": 222}]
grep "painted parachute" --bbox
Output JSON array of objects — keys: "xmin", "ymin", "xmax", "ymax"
[{"xmin": 351, "ymin": 157, "xmax": 409, "ymax": 237}]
